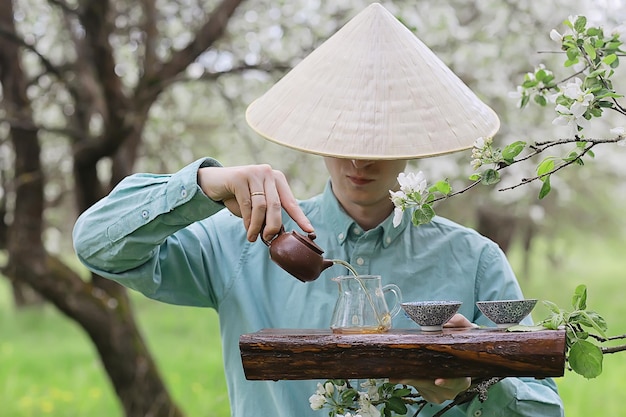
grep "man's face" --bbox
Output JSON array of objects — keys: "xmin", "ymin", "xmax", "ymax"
[{"xmin": 323, "ymin": 157, "xmax": 408, "ymax": 211}]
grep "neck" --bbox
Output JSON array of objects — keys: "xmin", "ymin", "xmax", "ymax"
[{"xmin": 342, "ymin": 201, "xmax": 393, "ymax": 231}]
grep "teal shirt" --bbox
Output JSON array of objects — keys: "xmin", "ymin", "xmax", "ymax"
[{"xmin": 73, "ymin": 158, "xmax": 564, "ymax": 417}]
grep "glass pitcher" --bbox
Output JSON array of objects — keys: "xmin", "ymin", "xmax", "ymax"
[{"xmin": 330, "ymin": 275, "xmax": 402, "ymax": 334}]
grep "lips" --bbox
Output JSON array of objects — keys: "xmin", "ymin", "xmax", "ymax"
[{"xmin": 347, "ymin": 175, "xmax": 374, "ymax": 186}]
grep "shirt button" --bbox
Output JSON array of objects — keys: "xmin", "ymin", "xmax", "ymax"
[
  {"xmin": 181, "ymin": 188, "xmax": 188, "ymax": 198},
  {"xmin": 141, "ymin": 210, "xmax": 149, "ymax": 219},
  {"xmin": 353, "ymin": 227, "xmax": 361, "ymax": 235},
  {"xmin": 338, "ymin": 233, "xmax": 345, "ymax": 240},
  {"xmin": 356, "ymin": 257, "xmax": 364, "ymax": 266},
  {"xmin": 385, "ymin": 237, "xmax": 391, "ymax": 244},
  {"xmin": 473, "ymin": 410, "xmax": 482, "ymax": 417}
]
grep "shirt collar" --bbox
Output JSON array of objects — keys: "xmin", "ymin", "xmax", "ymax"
[{"xmin": 320, "ymin": 180, "xmax": 410, "ymax": 248}]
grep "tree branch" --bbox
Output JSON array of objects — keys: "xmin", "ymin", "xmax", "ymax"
[
  {"xmin": 498, "ymin": 137, "xmax": 624, "ymax": 192},
  {"xmin": 47, "ymin": 0, "xmax": 79, "ymax": 15},
  {"xmin": 138, "ymin": 0, "xmax": 246, "ymax": 103},
  {"xmin": 0, "ymin": 115, "xmax": 83, "ymax": 141},
  {"xmin": 601, "ymin": 345, "xmax": 626, "ymax": 354},
  {"xmin": 0, "ymin": 23, "xmax": 65, "ymax": 81}
]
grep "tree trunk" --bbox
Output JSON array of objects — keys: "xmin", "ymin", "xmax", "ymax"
[
  {"xmin": 1, "ymin": 0, "xmax": 246, "ymax": 414},
  {"xmin": 0, "ymin": 1, "xmax": 183, "ymax": 415},
  {"xmin": 476, "ymin": 205, "xmax": 517, "ymax": 254}
]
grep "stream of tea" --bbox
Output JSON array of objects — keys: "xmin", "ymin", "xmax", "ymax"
[{"xmin": 330, "ymin": 259, "xmax": 391, "ymax": 333}]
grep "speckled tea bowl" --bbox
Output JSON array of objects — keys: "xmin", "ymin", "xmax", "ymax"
[
  {"xmin": 476, "ymin": 299, "xmax": 538, "ymax": 328},
  {"xmin": 401, "ymin": 301, "xmax": 462, "ymax": 332}
]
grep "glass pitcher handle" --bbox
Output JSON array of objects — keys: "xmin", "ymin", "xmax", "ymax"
[{"xmin": 382, "ymin": 284, "xmax": 403, "ymax": 318}]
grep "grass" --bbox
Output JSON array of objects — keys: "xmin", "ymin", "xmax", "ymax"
[
  {"xmin": 1, "ymin": 232, "xmax": 625, "ymax": 417},
  {"xmin": 0, "ymin": 290, "xmax": 229, "ymax": 417}
]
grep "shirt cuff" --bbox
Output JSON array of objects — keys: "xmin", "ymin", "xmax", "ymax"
[{"xmin": 164, "ymin": 157, "xmax": 225, "ymax": 221}]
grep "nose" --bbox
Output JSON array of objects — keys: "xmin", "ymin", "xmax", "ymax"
[{"xmin": 351, "ymin": 159, "xmax": 375, "ymax": 169}]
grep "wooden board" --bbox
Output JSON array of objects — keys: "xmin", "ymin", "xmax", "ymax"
[{"xmin": 239, "ymin": 328, "xmax": 566, "ymax": 380}]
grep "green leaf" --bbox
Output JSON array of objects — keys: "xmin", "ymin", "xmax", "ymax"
[
  {"xmin": 429, "ymin": 180, "xmax": 451, "ymax": 195},
  {"xmin": 412, "ymin": 204, "xmax": 436, "ymax": 226},
  {"xmin": 506, "ymin": 324, "xmax": 548, "ymax": 332},
  {"xmin": 580, "ymin": 311, "xmax": 608, "ymax": 339},
  {"xmin": 538, "ymin": 176, "xmax": 551, "ymax": 199},
  {"xmin": 543, "ymin": 300, "xmax": 562, "ymax": 315},
  {"xmin": 534, "ymin": 95, "xmax": 547, "ymax": 106},
  {"xmin": 583, "ymin": 40, "xmax": 597, "ymax": 60},
  {"xmin": 481, "ymin": 168, "xmax": 500, "ymax": 185},
  {"xmin": 574, "ymin": 16, "xmax": 587, "ymax": 33},
  {"xmin": 535, "ymin": 69, "xmax": 547, "ymax": 81},
  {"xmin": 537, "ymin": 158, "xmax": 555, "ymax": 177},
  {"xmin": 563, "ymin": 18, "xmax": 573, "ymax": 29},
  {"xmin": 568, "ymin": 339, "xmax": 603, "ymax": 379},
  {"xmin": 520, "ymin": 93, "xmax": 530, "ymax": 108},
  {"xmin": 469, "ymin": 173, "xmax": 481, "ymax": 181},
  {"xmin": 341, "ymin": 388, "xmax": 358, "ymax": 402},
  {"xmin": 587, "ymin": 27, "xmax": 601, "ymax": 36},
  {"xmin": 572, "ymin": 284, "xmax": 587, "ymax": 310},
  {"xmin": 566, "ymin": 47, "xmax": 579, "ymax": 61},
  {"xmin": 393, "ymin": 387, "xmax": 412, "ymax": 397},
  {"xmin": 502, "ymin": 141, "xmax": 527, "ymax": 160},
  {"xmin": 386, "ymin": 396, "xmax": 408, "ymax": 414},
  {"xmin": 603, "ymin": 53, "xmax": 617, "ymax": 66},
  {"xmin": 548, "ymin": 311, "xmax": 563, "ymax": 329}
]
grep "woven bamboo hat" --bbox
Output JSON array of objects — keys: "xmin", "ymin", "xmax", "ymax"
[{"xmin": 245, "ymin": 3, "xmax": 500, "ymax": 160}]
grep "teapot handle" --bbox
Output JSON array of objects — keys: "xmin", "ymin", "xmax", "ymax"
[{"xmin": 260, "ymin": 225, "xmax": 285, "ymax": 247}]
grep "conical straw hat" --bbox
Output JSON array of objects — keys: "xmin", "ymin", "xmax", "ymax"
[{"xmin": 246, "ymin": 3, "xmax": 500, "ymax": 160}]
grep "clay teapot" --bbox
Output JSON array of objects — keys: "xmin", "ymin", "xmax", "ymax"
[{"xmin": 261, "ymin": 226, "xmax": 334, "ymax": 282}]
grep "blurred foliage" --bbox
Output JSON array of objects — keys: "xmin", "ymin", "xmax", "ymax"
[{"xmin": 2, "ymin": 0, "xmax": 625, "ymax": 251}]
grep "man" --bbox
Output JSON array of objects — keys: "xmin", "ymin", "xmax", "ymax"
[{"xmin": 73, "ymin": 4, "xmax": 564, "ymax": 416}]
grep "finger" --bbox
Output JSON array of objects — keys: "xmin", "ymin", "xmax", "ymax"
[
  {"xmin": 257, "ymin": 176, "xmax": 282, "ymax": 241},
  {"xmin": 443, "ymin": 313, "xmax": 478, "ymax": 328},
  {"xmin": 246, "ymin": 186, "xmax": 269, "ymax": 242},
  {"xmin": 273, "ymin": 170, "xmax": 314, "ymax": 233},
  {"xmin": 434, "ymin": 377, "xmax": 471, "ymax": 391}
]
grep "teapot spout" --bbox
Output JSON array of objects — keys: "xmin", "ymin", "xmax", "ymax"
[{"xmin": 321, "ymin": 259, "xmax": 334, "ymax": 271}]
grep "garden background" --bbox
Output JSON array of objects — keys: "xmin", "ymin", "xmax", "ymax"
[{"xmin": 1, "ymin": 0, "xmax": 625, "ymax": 416}]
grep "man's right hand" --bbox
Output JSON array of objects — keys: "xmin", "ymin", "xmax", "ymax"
[{"xmin": 197, "ymin": 165, "xmax": 314, "ymax": 242}]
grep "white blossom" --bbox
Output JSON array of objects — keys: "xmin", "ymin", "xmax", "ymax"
[
  {"xmin": 389, "ymin": 190, "xmax": 406, "ymax": 207},
  {"xmin": 324, "ymin": 381, "xmax": 335, "ymax": 395},
  {"xmin": 397, "ymin": 171, "xmax": 428, "ymax": 195},
  {"xmin": 308, "ymin": 393, "xmax": 326, "ymax": 410},
  {"xmin": 357, "ymin": 395, "xmax": 381, "ymax": 417},
  {"xmin": 550, "ymin": 29, "xmax": 563, "ymax": 42},
  {"xmin": 315, "ymin": 382, "xmax": 326, "ymax": 395},
  {"xmin": 360, "ymin": 379, "xmax": 381, "ymax": 401},
  {"xmin": 508, "ymin": 86, "xmax": 526, "ymax": 107},
  {"xmin": 473, "ymin": 136, "xmax": 486, "ymax": 149},
  {"xmin": 561, "ymin": 78, "xmax": 592, "ymax": 103},
  {"xmin": 392, "ymin": 206, "xmax": 404, "ymax": 228},
  {"xmin": 552, "ymin": 104, "xmax": 589, "ymax": 136}
]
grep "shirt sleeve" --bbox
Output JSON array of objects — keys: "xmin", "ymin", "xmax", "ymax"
[
  {"xmin": 465, "ymin": 241, "xmax": 564, "ymax": 416},
  {"xmin": 72, "ymin": 157, "xmax": 226, "ymax": 305}
]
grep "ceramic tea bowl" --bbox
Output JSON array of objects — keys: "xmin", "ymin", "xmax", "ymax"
[
  {"xmin": 401, "ymin": 301, "xmax": 462, "ymax": 332},
  {"xmin": 476, "ymin": 299, "xmax": 538, "ymax": 328}
]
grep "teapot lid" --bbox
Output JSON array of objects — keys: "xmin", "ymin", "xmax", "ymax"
[{"xmin": 292, "ymin": 231, "xmax": 324, "ymax": 255}]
